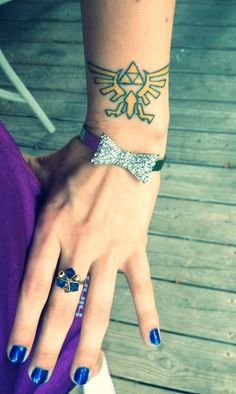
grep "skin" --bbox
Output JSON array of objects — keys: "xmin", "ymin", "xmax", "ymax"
[
  {"xmin": 21, "ymin": 142, "xmax": 104, "ymax": 379},
  {"xmin": 81, "ymin": 0, "xmax": 175, "ymax": 151},
  {"xmin": 17, "ymin": 135, "xmax": 161, "ymax": 381},
  {"xmin": 7, "ymin": 0, "xmax": 176, "ymax": 386}
]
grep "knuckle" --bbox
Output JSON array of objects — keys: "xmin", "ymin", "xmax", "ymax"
[
  {"xmin": 34, "ymin": 349, "xmax": 57, "ymax": 363},
  {"xmin": 136, "ymin": 232, "xmax": 148, "ymax": 249},
  {"xmin": 77, "ymin": 223, "xmax": 93, "ymax": 242},
  {"xmin": 36, "ymin": 209, "xmax": 53, "ymax": 231},
  {"xmin": 135, "ymin": 279, "xmax": 154, "ymax": 297},
  {"xmin": 36, "ymin": 206, "xmax": 61, "ymax": 235},
  {"xmin": 142, "ymin": 233, "xmax": 148, "ymax": 248},
  {"xmin": 82, "ymin": 218, "xmax": 94, "ymax": 235},
  {"xmin": 142, "ymin": 308, "xmax": 159, "ymax": 321},
  {"xmin": 11, "ymin": 326, "xmax": 33, "ymax": 345},
  {"xmin": 87, "ymin": 302, "xmax": 111, "ymax": 324},
  {"xmin": 45, "ymin": 302, "xmax": 74, "ymax": 324},
  {"xmin": 33, "ymin": 226, "xmax": 54, "ymax": 250},
  {"xmin": 22, "ymin": 274, "xmax": 48, "ymax": 300},
  {"xmin": 74, "ymin": 228, "xmax": 90, "ymax": 249},
  {"xmin": 127, "ymin": 232, "xmax": 148, "ymax": 256}
]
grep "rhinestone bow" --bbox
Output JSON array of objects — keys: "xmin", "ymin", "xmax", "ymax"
[{"xmin": 90, "ymin": 133, "xmax": 161, "ymax": 183}]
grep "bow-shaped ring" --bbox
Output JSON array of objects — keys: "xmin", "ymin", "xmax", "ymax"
[{"xmin": 90, "ymin": 133, "xmax": 161, "ymax": 183}]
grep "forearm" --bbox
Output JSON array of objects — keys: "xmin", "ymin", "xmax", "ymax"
[{"xmin": 80, "ymin": 0, "xmax": 176, "ymax": 156}]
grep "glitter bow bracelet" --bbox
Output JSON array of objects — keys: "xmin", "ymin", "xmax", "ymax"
[{"xmin": 77, "ymin": 124, "xmax": 166, "ymax": 183}]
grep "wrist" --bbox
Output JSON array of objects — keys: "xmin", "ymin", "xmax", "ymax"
[
  {"xmin": 74, "ymin": 122, "xmax": 166, "ymax": 184},
  {"xmin": 84, "ymin": 111, "xmax": 169, "ymax": 157}
]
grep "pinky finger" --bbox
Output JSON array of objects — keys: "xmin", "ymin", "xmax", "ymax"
[{"xmin": 125, "ymin": 251, "xmax": 161, "ymax": 347}]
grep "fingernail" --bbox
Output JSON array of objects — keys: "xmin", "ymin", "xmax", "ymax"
[
  {"xmin": 8, "ymin": 345, "xmax": 27, "ymax": 364},
  {"xmin": 30, "ymin": 367, "xmax": 49, "ymax": 384},
  {"xmin": 74, "ymin": 367, "xmax": 90, "ymax": 385},
  {"xmin": 149, "ymin": 328, "xmax": 161, "ymax": 346}
]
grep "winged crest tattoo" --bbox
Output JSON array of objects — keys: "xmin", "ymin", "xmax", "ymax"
[{"xmin": 88, "ymin": 60, "xmax": 169, "ymax": 124}]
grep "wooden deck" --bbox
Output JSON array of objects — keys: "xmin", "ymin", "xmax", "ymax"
[{"xmin": 1, "ymin": 1, "xmax": 236, "ymax": 393}]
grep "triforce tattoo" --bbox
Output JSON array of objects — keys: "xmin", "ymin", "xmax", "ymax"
[{"xmin": 88, "ymin": 60, "xmax": 169, "ymax": 124}]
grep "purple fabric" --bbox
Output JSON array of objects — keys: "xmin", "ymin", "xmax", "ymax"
[{"xmin": 0, "ymin": 121, "xmax": 89, "ymax": 394}]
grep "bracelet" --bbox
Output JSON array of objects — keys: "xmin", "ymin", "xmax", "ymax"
[{"xmin": 77, "ymin": 124, "xmax": 166, "ymax": 183}]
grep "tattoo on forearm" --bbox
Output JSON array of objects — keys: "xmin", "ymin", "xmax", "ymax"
[{"xmin": 88, "ymin": 60, "xmax": 169, "ymax": 124}]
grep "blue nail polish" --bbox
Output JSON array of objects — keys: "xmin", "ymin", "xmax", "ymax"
[
  {"xmin": 8, "ymin": 345, "xmax": 27, "ymax": 364},
  {"xmin": 74, "ymin": 367, "xmax": 90, "ymax": 385},
  {"xmin": 149, "ymin": 328, "xmax": 161, "ymax": 346},
  {"xmin": 31, "ymin": 368, "xmax": 49, "ymax": 384}
]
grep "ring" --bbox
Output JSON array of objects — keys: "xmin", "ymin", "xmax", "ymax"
[{"xmin": 56, "ymin": 267, "xmax": 85, "ymax": 293}]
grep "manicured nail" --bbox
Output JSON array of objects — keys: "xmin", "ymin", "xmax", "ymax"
[
  {"xmin": 149, "ymin": 328, "xmax": 161, "ymax": 346},
  {"xmin": 8, "ymin": 345, "xmax": 27, "ymax": 364},
  {"xmin": 74, "ymin": 367, "xmax": 90, "ymax": 385},
  {"xmin": 30, "ymin": 367, "xmax": 49, "ymax": 384}
]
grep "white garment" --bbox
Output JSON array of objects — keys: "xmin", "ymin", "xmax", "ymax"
[{"xmin": 69, "ymin": 351, "xmax": 116, "ymax": 394}]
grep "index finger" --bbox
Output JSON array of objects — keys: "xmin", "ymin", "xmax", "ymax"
[{"xmin": 7, "ymin": 215, "xmax": 61, "ymax": 364}]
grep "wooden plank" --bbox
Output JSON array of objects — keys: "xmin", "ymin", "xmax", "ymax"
[
  {"xmin": 19, "ymin": 143, "xmax": 236, "ymax": 283},
  {"xmin": 170, "ymin": 73, "xmax": 236, "ymax": 102},
  {"xmin": 166, "ymin": 129, "xmax": 236, "ymax": 167},
  {"xmin": 112, "ymin": 377, "xmax": 179, "ymax": 394},
  {"xmin": 147, "ymin": 234, "xmax": 236, "ymax": 291},
  {"xmin": 1, "ymin": 20, "xmax": 236, "ymax": 50},
  {"xmin": 150, "ymin": 197, "xmax": 236, "ymax": 245},
  {"xmin": 0, "ymin": 0, "xmax": 13, "ymax": 5},
  {"xmin": 0, "ymin": 42, "xmax": 85, "ymax": 67},
  {"xmin": 1, "ymin": 111, "xmax": 235, "ymax": 167},
  {"xmin": 3, "ymin": 120, "xmax": 235, "ymax": 288},
  {"xmin": 111, "ymin": 274, "xmax": 236, "ymax": 344},
  {"xmin": 69, "ymin": 377, "xmax": 176, "ymax": 394},
  {"xmin": 1, "ymin": 1, "xmax": 236, "ymax": 27},
  {"xmin": 172, "ymin": 25, "xmax": 236, "ymax": 50},
  {"xmin": 175, "ymin": 3, "xmax": 236, "ymax": 26},
  {"xmin": 178, "ymin": 0, "xmax": 236, "ymax": 4},
  {"xmin": 112, "ymin": 378, "xmax": 179, "ymax": 394},
  {"xmin": 2, "ymin": 94, "xmax": 236, "ymax": 136},
  {"xmin": 1, "ymin": 64, "xmax": 236, "ymax": 104},
  {"xmin": 15, "ymin": 0, "xmax": 229, "ymax": 3},
  {"xmin": 1, "ymin": 93, "xmax": 236, "ymax": 140},
  {"xmin": 3, "ymin": 116, "xmax": 235, "ymax": 286},
  {"xmin": 112, "ymin": 377, "xmax": 175, "ymax": 394},
  {"xmin": 1, "ymin": 2, "xmax": 235, "ymax": 394},
  {"xmin": 170, "ymin": 100, "xmax": 236, "ymax": 134},
  {"xmin": 7, "ymin": 0, "xmax": 236, "ymax": 6},
  {"xmin": 0, "ymin": 42, "xmax": 235, "ymax": 75},
  {"xmin": 0, "ymin": 1, "xmax": 81, "ymax": 22},
  {"xmin": 2, "ymin": 119, "xmax": 235, "ymax": 288},
  {"xmin": 104, "ymin": 321, "xmax": 236, "ymax": 394},
  {"xmin": 171, "ymin": 46, "xmax": 236, "ymax": 74},
  {"xmin": 161, "ymin": 163, "xmax": 236, "ymax": 204},
  {"xmin": 2, "ymin": 115, "xmax": 235, "ymax": 203},
  {"xmin": 0, "ymin": 21, "xmax": 84, "ymax": 44}
]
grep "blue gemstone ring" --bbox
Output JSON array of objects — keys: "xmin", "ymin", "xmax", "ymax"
[{"xmin": 56, "ymin": 267, "xmax": 85, "ymax": 293}]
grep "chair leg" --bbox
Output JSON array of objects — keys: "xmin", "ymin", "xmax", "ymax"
[
  {"xmin": 0, "ymin": 88, "xmax": 25, "ymax": 102},
  {"xmin": 0, "ymin": 0, "xmax": 13, "ymax": 5},
  {"xmin": 0, "ymin": 49, "xmax": 56, "ymax": 134}
]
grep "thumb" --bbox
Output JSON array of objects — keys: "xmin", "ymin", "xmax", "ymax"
[{"xmin": 21, "ymin": 152, "xmax": 52, "ymax": 188}]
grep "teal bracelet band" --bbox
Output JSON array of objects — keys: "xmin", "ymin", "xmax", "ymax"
[{"xmin": 152, "ymin": 154, "xmax": 167, "ymax": 171}]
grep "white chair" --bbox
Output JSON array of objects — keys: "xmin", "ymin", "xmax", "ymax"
[
  {"xmin": 0, "ymin": 50, "xmax": 55, "ymax": 133},
  {"xmin": 0, "ymin": 0, "xmax": 56, "ymax": 133},
  {"xmin": 0, "ymin": 0, "xmax": 12, "ymax": 5}
]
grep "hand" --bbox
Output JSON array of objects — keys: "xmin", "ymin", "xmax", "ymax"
[{"xmin": 8, "ymin": 135, "xmax": 161, "ymax": 385}]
